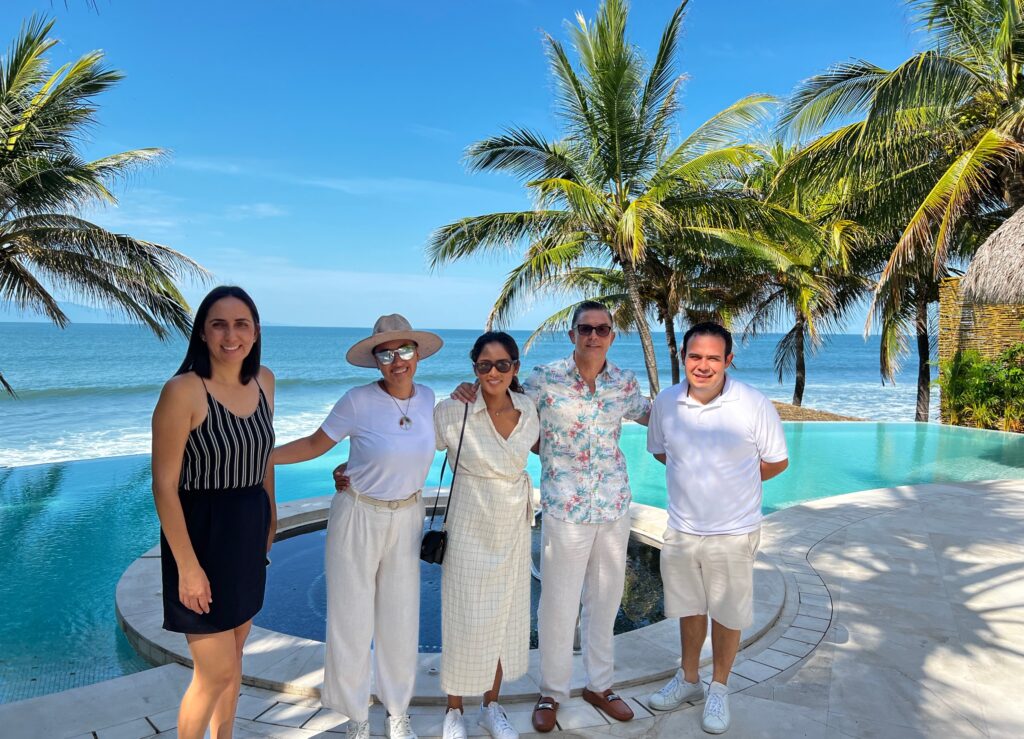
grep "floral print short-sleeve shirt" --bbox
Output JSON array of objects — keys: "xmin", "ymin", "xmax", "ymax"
[{"xmin": 522, "ymin": 355, "xmax": 651, "ymax": 524}]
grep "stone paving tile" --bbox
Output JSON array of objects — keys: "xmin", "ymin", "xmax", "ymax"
[
  {"xmin": 793, "ymin": 572, "xmax": 824, "ymax": 586},
  {"xmin": 798, "ymin": 592, "xmax": 831, "ymax": 609},
  {"xmin": 555, "ymin": 701, "xmax": 609, "ymax": 730},
  {"xmin": 796, "ymin": 582, "xmax": 830, "ymax": 597},
  {"xmin": 791, "ymin": 614, "xmax": 830, "ymax": 631},
  {"xmin": 730, "ymin": 659, "xmax": 780, "ymax": 683},
  {"xmin": 769, "ymin": 637, "xmax": 816, "ymax": 658},
  {"xmin": 751, "ymin": 648, "xmax": 802, "ymax": 671},
  {"xmin": 257, "ymin": 701, "xmax": 321, "ymax": 728},
  {"xmin": 94, "ymin": 717, "xmax": 157, "ymax": 739},
  {"xmin": 797, "ymin": 603, "xmax": 832, "ymax": 620},
  {"xmin": 146, "ymin": 706, "xmax": 178, "ymax": 733},
  {"xmin": 236, "ymin": 694, "xmax": 280, "ymax": 721},
  {"xmin": 782, "ymin": 626, "xmax": 826, "ymax": 645},
  {"xmin": 724, "ymin": 673, "xmax": 756, "ymax": 693},
  {"xmin": 302, "ymin": 707, "xmax": 350, "ymax": 732}
]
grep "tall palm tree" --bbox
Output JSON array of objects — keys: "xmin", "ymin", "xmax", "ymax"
[
  {"xmin": 778, "ymin": 0, "xmax": 1022, "ymax": 419},
  {"xmin": 725, "ymin": 142, "xmax": 871, "ymax": 406},
  {"xmin": 0, "ymin": 17, "xmax": 206, "ymax": 395},
  {"xmin": 428, "ymin": 0, "xmax": 772, "ymax": 395},
  {"xmin": 508, "ymin": 239, "xmax": 760, "ymax": 386}
]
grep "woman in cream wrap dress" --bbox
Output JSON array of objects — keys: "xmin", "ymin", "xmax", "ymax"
[{"xmin": 433, "ymin": 386, "xmax": 539, "ymax": 696}]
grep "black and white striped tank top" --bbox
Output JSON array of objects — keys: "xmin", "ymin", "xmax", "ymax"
[{"xmin": 179, "ymin": 380, "xmax": 275, "ymax": 491}]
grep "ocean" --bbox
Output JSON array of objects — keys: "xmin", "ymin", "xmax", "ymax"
[{"xmin": 0, "ymin": 322, "xmax": 939, "ymax": 468}]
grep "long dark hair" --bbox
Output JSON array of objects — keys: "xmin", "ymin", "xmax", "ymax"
[
  {"xmin": 175, "ymin": 286, "xmax": 262, "ymax": 383},
  {"xmin": 470, "ymin": 331, "xmax": 524, "ymax": 393}
]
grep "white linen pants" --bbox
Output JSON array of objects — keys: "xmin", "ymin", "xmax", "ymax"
[
  {"xmin": 537, "ymin": 512, "xmax": 631, "ymax": 704},
  {"xmin": 321, "ymin": 491, "xmax": 423, "ymax": 721}
]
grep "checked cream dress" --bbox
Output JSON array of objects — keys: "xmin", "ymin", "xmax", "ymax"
[{"xmin": 433, "ymin": 392, "xmax": 540, "ymax": 695}]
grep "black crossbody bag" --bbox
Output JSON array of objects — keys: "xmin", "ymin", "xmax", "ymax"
[{"xmin": 420, "ymin": 402, "xmax": 470, "ymax": 565}]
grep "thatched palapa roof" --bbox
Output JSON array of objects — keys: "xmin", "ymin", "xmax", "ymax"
[{"xmin": 962, "ymin": 207, "xmax": 1024, "ymax": 304}]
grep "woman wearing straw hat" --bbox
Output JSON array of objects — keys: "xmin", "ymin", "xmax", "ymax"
[{"xmin": 273, "ymin": 314, "xmax": 443, "ymax": 739}]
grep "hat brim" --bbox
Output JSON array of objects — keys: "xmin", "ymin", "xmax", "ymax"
[{"xmin": 345, "ymin": 330, "xmax": 444, "ymax": 368}]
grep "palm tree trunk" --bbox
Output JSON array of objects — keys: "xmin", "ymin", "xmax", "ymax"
[
  {"xmin": 664, "ymin": 315, "xmax": 680, "ymax": 385},
  {"xmin": 915, "ymin": 293, "xmax": 930, "ymax": 422},
  {"xmin": 621, "ymin": 260, "xmax": 661, "ymax": 396},
  {"xmin": 792, "ymin": 314, "xmax": 806, "ymax": 407}
]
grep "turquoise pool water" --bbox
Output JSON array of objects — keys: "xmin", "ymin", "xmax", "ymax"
[{"xmin": 2, "ymin": 422, "xmax": 1022, "ymax": 703}]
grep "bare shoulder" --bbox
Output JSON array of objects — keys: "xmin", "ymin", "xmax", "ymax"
[
  {"xmin": 160, "ymin": 372, "xmax": 204, "ymax": 403},
  {"xmin": 154, "ymin": 372, "xmax": 205, "ymax": 423},
  {"xmin": 258, "ymin": 365, "xmax": 276, "ymax": 390}
]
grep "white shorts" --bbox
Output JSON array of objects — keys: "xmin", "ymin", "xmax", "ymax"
[{"xmin": 660, "ymin": 527, "xmax": 760, "ymax": 630}]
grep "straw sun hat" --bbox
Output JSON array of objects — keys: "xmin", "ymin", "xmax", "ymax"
[{"xmin": 345, "ymin": 313, "xmax": 444, "ymax": 368}]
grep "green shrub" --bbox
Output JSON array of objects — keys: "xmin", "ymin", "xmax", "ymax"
[{"xmin": 938, "ymin": 343, "xmax": 1024, "ymax": 432}]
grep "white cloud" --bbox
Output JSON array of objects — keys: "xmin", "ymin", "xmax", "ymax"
[{"xmin": 224, "ymin": 203, "xmax": 288, "ymax": 220}]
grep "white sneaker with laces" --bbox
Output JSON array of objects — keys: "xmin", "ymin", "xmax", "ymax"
[
  {"xmin": 478, "ymin": 701, "xmax": 518, "ymax": 739},
  {"xmin": 647, "ymin": 668, "xmax": 705, "ymax": 710},
  {"xmin": 386, "ymin": 713, "xmax": 418, "ymax": 739},
  {"xmin": 701, "ymin": 682, "xmax": 731, "ymax": 734},
  {"xmin": 346, "ymin": 719, "xmax": 370, "ymax": 739},
  {"xmin": 443, "ymin": 707, "xmax": 467, "ymax": 739}
]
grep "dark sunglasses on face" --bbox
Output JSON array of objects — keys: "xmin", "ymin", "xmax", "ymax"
[
  {"xmin": 574, "ymin": 323, "xmax": 613, "ymax": 337},
  {"xmin": 473, "ymin": 359, "xmax": 516, "ymax": 374},
  {"xmin": 375, "ymin": 344, "xmax": 416, "ymax": 365}
]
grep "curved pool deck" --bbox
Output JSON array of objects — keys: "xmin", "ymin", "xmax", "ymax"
[
  {"xmin": 113, "ymin": 496, "xmax": 788, "ymax": 702},
  {"xmin": 3, "ymin": 479, "xmax": 1023, "ymax": 738}
]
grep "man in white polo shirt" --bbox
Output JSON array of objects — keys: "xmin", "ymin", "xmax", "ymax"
[{"xmin": 645, "ymin": 322, "xmax": 788, "ymax": 734}]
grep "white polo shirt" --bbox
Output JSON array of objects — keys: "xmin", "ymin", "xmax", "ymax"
[{"xmin": 647, "ymin": 376, "xmax": 788, "ymax": 536}]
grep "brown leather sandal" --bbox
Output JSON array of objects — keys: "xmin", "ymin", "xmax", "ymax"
[{"xmin": 531, "ymin": 695, "xmax": 559, "ymax": 732}]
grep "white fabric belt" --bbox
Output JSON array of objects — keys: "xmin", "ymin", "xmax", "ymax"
[{"xmin": 345, "ymin": 487, "xmax": 421, "ymax": 510}]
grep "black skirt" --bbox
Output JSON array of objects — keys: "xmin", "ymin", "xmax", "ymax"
[{"xmin": 160, "ymin": 485, "xmax": 271, "ymax": 634}]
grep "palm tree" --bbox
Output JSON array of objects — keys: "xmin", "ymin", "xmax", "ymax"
[
  {"xmin": 778, "ymin": 0, "xmax": 1023, "ymax": 419},
  {"xmin": 0, "ymin": 17, "xmax": 206, "ymax": 395},
  {"xmin": 509, "ymin": 239, "xmax": 760, "ymax": 386},
  {"xmin": 725, "ymin": 142, "xmax": 871, "ymax": 406},
  {"xmin": 428, "ymin": 0, "xmax": 773, "ymax": 395}
]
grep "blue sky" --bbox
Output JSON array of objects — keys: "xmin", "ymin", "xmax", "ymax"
[{"xmin": 3, "ymin": 0, "xmax": 921, "ymax": 330}]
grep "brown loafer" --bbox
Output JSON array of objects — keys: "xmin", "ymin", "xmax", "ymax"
[
  {"xmin": 582, "ymin": 687, "xmax": 635, "ymax": 722},
  {"xmin": 532, "ymin": 696, "xmax": 559, "ymax": 732}
]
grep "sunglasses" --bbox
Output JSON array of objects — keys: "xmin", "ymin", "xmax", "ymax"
[
  {"xmin": 473, "ymin": 359, "xmax": 516, "ymax": 374},
  {"xmin": 574, "ymin": 323, "xmax": 613, "ymax": 337},
  {"xmin": 374, "ymin": 344, "xmax": 416, "ymax": 365}
]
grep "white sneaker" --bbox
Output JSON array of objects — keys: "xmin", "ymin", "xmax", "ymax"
[
  {"xmin": 701, "ymin": 682, "xmax": 730, "ymax": 734},
  {"xmin": 443, "ymin": 708, "xmax": 467, "ymax": 739},
  {"xmin": 647, "ymin": 668, "xmax": 705, "ymax": 710},
  {"xmin": 346, "ymin": 719, "xmax": 370, "ymax": 739},
  {"xmin": 478, "ymin": 701, "xmax": 518, "ymax": 739},
  {"xmin": 386, "ymin": 713, "xmax": 418, "ymax": 739}
]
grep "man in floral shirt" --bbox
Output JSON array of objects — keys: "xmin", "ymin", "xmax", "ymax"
[{"xmin": 522, "ymin": 301, "xmax": 651, "ymax": 732}]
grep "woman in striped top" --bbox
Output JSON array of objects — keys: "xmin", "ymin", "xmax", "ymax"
[{"xmin": 152, "ymin": 285, "xmax": 277, "ymax": 739}]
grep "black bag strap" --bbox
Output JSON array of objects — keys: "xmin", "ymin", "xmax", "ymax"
[{"xmin": 427, "ymin": 402, "xmax": 470, "ymax": 530}]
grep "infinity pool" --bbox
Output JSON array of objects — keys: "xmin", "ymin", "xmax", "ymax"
[{"xmin": 2, "ymin": 422, "xmax": 1022, "ymax": 702}]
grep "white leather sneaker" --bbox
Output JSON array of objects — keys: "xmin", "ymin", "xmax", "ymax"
[
  {"xmin": 701, "ymin": 682, "xmax": 731, "ymax": 734},
  {"xmin": 478, "ymin": 701, "xmax": 518, "ymax": 739},
  {"xmin": 346, "ymin": 719, "xmax": 370, "ymax": 739},
  {"xmin": 442, "ymin": 707, "xmax": 467, "ymax": 739},
  {"xmin": 647, "ymin": 668, "xmax": 705, "ymax": 710},
  {"xmin": 386, "ymin": 713, "xmax": 418, "ymax": 739}
]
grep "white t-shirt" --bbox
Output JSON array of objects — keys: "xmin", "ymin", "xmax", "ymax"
[
  {"xmin": 320, "ymin": 381, "xmax": 436, "ymax": 501},
  {"xmin": 647, "ymin": 376, "xmax": 788, "ymax": 536}
]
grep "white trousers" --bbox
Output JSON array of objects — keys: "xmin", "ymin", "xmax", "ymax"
[
  {"xmin": 321, "ymin": 492, "xmax": 423, "ymax": 721},
  {"xmin": 537, "ymin": 512, "xmax": 631, "ymax": 703}
]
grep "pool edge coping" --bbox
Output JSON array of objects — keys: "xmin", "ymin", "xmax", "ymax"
[{"xmin": 114, "ymin": 495, "xmax": 787, "ymax": 703}]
